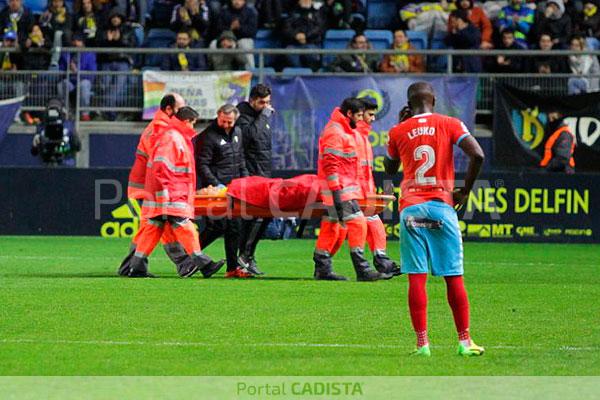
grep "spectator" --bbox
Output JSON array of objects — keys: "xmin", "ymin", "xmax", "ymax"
[
  {"xmin": 567, "ymin": 34, "xmax": 600, "ymax": 94},
  {"xmin": 208, "ymin": 29, "xmax": 248, "ymax": 70},
  {"xmin": 57, "ymin": 33, "xmax": 97, "ymax": 121},
  {"xmin": 39, "ymin": 0, "xmax": 72, "ymax": 45},
  {"xmin": 539, "ymin": 108, "xmax": 575, "ymax": 173},
  {"xmin": 451, "ymin": 0, "xmax": 493, "ymax": 49},
  {"xmin": 280, "ymin": 0, "xmax": 325, "ymax": 71},
  {"xmin": 171, "ymin": 0, "xmax": 210, "ymax": 43},
  {"xmin": 399, "ymin": 1, "xmax": 451, "ymax": 34},
  {"xmin": 149, "ymin": 0, "xmax": 180, "ymax": 28},
  {"xmin": 162, "ymin": 29, "xmax": 207, "ymax": 71},
  {"xmin": 576, "ymin": 1, "xmax": 600, "ymax": 46},
  {"xmin": 215, "ymin": 0, "xmax": 257, "ymax": 68},
  {"xmin": 320, "ymin": 0, "xmax": 352, "ymax": 29},
  {"xmin": 491, "ymin": 28, "xmax": 525, "ymax": 73},
  {"xmin": 328, "ymin": 33, "xmax": 378, "ymax": 72},
  {"xmin": 446, "ymin": 9, "xmax": 482, "ymax": 72},
  {"xmin": 254, "ymin": 0, "xmax": 282, "ymax": 29},
  {"xmin": 1, "ymin": 30, "xmax": 22, "ymax": 71},
  {"xmin": 97, "ymin": 7, "xmax": 135, "ymax": 120},
  {"xmin": 22, "ymin": 23, "xmax": 50, "ymax": 70},
  {"xmin": 529, "ymin": 32, "xmax": 569, "ymax": 73},
  {"xmin": 534, "ymin": 0, "xmax": 572, "ymax": 49},
  {"xmin": 0, "ymin": 0, "xmax": 34, "ymax": 45},
  {"xmin": 497, "ymin": 0, "xmax": 535, "ymax": 48},
  {"xmin": 73, "ymin": 0, "xmax": 99, "ymax": 45},
  {"xmin": 379, "ymin": 29, "xmax": 425, "ymax": 73}
]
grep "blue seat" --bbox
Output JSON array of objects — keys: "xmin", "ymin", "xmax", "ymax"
[
  {"xmin": 144, "ymin": 29, "xmax": 177, "ymax": 67},
  {"xmin": 364, "ymin": 30, "xmax": 393, "ymax": 50},
  {"xmin": 323, "ymin": 29, "xmax": 355, "ymax": 65},
  {"xmin": 366, "ymin": 0, "xmax": 397, "ymax": 30},
  {"xmin": 254, "ymin": 29, "xmax": 280, "ymax": 67},
  {"xmin": 428, "ymin": 31, "xmax": 448, "ymax": 72},
  {"xmin": 281, "ymin": 67, "xmax": 313, "ymax": 77},
  {"xmin": 406, "ymin": 30, "xmax": 428, "ymax": 50},
  {"xmin": 250, "ymin": 67, "xmax": 276, "ymax": 86}
]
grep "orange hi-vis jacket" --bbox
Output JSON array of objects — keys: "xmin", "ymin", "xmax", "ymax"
[
  {"xmin": 540, "ymin": 124, "xmax": 576, "ymax": 169},
  {"xmin": 356, "ymin": 120, "xmax": 376, "ymax": 195},
  {"xmin": 128, "ymin": 109, "xmax": 172, "ymax": 199},
  {"xmin": 141, "ymin": 118, "xmax": 197, "ymax": 219},
  {"xmin": 317, "ymin": 108, "xmax": 364, "ymax": 206}
]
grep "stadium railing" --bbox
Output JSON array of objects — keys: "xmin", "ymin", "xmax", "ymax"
[{"xmin": 1, "ymin": 47, "xmax": 598, "ymax": 120}]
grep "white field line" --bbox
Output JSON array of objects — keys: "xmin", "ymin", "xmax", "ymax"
[
  {"xmin": 0, "ymin": 338, "xmax": 597, "ymax": 352},
  {"xmin": 0, "ymin": 255, "xmax": 596, "ymax": 268}
]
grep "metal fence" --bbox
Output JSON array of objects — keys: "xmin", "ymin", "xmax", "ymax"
[{"xmin": 1, "ymin": 47, "xmax": 598, "ymax": 118}]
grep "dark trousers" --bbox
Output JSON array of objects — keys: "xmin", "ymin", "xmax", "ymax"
[
  {"xmin": 200, "ymin": 218, "xmax": 241, "ymax": 272},
  {"xmin": 239, "ymin": 218, "xmax": 271, "ymax": 257}
]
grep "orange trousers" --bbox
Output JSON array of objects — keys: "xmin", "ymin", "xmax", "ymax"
[
  {"xmin": 133, "ymin": 217, "xmax": 202, "ymax": 259},
  {"xmin": 327, "ymin": 215, "xmax": 387, "ymax": 256},
  {"xmin": 315, "ymin": 215, "xmax": 367, "ymax": 256}
]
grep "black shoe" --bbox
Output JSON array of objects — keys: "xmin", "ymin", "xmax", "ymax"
[
  {"xmin": 356, "ymin": 268, "xmax": 393, "ymax": 282},
  {"xmin": 179, "ymin": 263, "xmax": 200, "ymax": 278},
  {"xmin": 314, "ymin": 271, "xmax": 349, "ymax": 281},
  {"xmin": 374, "ymin": 261, "xmax": 403, "ymax": 276},
  {"xmin": 238, "ymin": 255, "xmax": 264, "ymax": 275},
  {"xmin": 200, "ymin": 259, "xmax": 226, "ymax": 278},
  {"xmin": 127, "ymin": 269, "xmax": 156, "ymax": 278}
]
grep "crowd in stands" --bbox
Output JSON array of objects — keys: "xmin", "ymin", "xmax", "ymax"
[{"xmin": 2, "ymin": 0, "xmax": 600, "ymax": 118}]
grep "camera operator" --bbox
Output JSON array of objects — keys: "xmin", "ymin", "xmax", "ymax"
[{"xmin": 31, "ymin": 98, "xmax": 81, "ymax": 166}]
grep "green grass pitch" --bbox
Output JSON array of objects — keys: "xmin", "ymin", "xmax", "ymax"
[{"xmin": 0, "ymin": 236, "xmax": 599, "ymax": 375}]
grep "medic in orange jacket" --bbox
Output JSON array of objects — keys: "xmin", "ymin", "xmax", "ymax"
[{"xmin": 313, "ymin": 99, "xmax": 390, "ymax": 282}]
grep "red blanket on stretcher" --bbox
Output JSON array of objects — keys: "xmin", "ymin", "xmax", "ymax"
[{"xmin": 227, "ymin": 174, "xmax": 322, "ymax": 211}]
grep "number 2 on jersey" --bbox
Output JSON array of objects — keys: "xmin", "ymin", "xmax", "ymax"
[{"xmin": 414, "ymin": 145, "xmax": 436, "ymax": 185}]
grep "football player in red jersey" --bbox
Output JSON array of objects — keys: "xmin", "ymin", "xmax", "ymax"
[{"xmin": 384, "ymin": 82, "xmax": 486, "ymax": 356}]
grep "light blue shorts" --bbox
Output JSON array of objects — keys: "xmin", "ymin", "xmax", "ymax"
[{"xmin": 400, "ymin": 201, "xmax": 463, "ymax": 276}]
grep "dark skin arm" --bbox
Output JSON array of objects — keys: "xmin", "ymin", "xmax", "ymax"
[{"xmin": 454, "ymin": 135, "xmax": 485, "ymax": 209}]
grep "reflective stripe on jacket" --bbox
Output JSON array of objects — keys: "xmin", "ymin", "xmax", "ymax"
[
  {"xmin": 317, "ymin": 108, "xmax": 364, "ymax": 206},
  {"xmin": 356, "ymin": 120, "xmax": 376, "ymax": 195},
  {"xmin": 141, "ymin": 118, "xmax": 198, "ymax": 219},
  {"xmin": 127, "ymin": 109, "xmax": 171, "ymax": 199}
]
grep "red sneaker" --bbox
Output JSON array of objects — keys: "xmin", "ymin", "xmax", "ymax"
[
  {"xmin": 225, "ymin": 267, "xmax": 254, "ymax": 279},
  {"xmin": 81, "ymin": 113, "xmax": 91, "ymax": 121}
]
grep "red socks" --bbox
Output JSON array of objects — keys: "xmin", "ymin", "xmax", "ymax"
[
  {"xmin": 445, "ymin": 275, "xmax": 471, "ymax": 343},
  {"xmin": 408, "ymin": 274, "xmax": 429, "ymax": 347},
  {"xmin": 408, "ymin": 274, "xmax": 471, "ymax": 347}
]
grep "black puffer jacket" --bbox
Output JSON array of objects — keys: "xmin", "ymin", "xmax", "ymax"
[
  {"xmin": 194, "ymin": 119, "xmax": 248, "ymax": 188},
  {"xmin": 236, "ymin": 101, "xmax": 272, "ymax": 177}
]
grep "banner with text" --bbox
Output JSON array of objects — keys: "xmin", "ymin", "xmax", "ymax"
[
  {"xmin": 142, "ymin": 71, "xmax": 252, "ymax": 120},
  {"xmin": 493, "ymin": 84, "xmax": 600, "ymax": 171},
  {"xmin": 265, "ymin": 76, "xmax": 477, "ymax": 171}
]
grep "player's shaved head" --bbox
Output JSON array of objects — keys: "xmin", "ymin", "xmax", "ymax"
[{"xmin": 407, "ymin": 82, "xmax": 435, "ymax": 112}]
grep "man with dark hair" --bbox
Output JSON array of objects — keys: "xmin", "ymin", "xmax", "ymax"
[
  {"xmin": 119, "ymin": 93, "xmax": 198, "ymax": 277},
  {"xmin": 0, "ymin": 0, "xmax": 34, "ymax": 46},
  {"xmin": 161, "ymin": 29, "xmax": 207, "ymax": 71},
  {"xmin": 385, "ymin": 81, "xmax": 485, "ymax": 356},
  {"xmin": 195, "ymin": 104, "xmax": 251, "ymax": 278},
  {"xmin": 236, "ymin": 84, "xmax": 274, "ymax": 275},
  {"xmin": 121, "ymin": 105, "xmax": 225, "ymax": 278},
  {"xmin": 313, "ymin": 98, "xmax": 391, "ymax": 282},
  {"xmin": 446, "ymin": 9, "xmax": 482, "ymax": 72}
]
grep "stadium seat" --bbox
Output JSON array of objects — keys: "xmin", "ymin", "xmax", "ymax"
[
  {"xmin": 405, "ymin": 30, "xmax": 428, "ymax": 50},
  {"xmin": 323, "ymin": 29, "xmax": 355, "ymax": 65},
  {"xmin": 24, "ymin": 0, "xmax": 46, "ymax": 14},
  {"xmin": 254, "ymin": 29, "xmax": 281, "ymax": 67},
  {"xmin": 364, "ymin": 30, "xmax": 393, "ymax": 50},
  {"xmin": 250, "ymin": 67, "xmax": 276, "ymax": 87},
  {"xmin": 281, "ymin": 67, "xmax": 313, "ymax": 78},
  {"xmin": 428, "ymin": 31, "xmax": 448, "ymax": 72},
  {"xmin": 366, "ymin": 0, "xmax": 397, "ymax": 29},
  {"xmin": 144, "ymin": 29, "xmax": 177, "ymax": 68}
]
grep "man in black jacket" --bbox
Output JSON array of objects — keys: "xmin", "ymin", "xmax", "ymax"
[
  {"xmin": 195, "ymin": 104, "xmax": 251, "ymax": 278},
  {"xmin": 236, "ymin": 84, "xmax": 274, "ymax": 276},
  {"xmin": 280, "ymin": 0, "xmax": 325, "ymax": 70}
]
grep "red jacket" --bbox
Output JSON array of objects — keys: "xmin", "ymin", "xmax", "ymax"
[
  {"xmin": 356, "ymin": 120, "xmax": 376, "ymax": 195},
  {"xmin": 127, "ymin": 109, "xmax": 171, "ymax": 199},
  {"xmin": 317, "ymin": 108, "xmax": 364, "ymax": 206},
  {"xmin": 141, "ymin": 118, "xmax": 198, "ymax": 219}
]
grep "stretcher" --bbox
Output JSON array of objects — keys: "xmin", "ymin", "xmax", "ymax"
[{"xmin": 194, "ymin": 193, "xmax": 396, "ymax": 219}]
